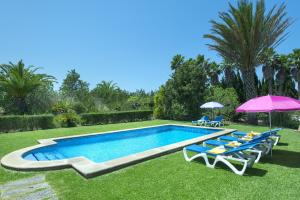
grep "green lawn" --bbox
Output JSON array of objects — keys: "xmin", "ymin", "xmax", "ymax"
[{"xmin": 1, "ymin": 120, "xmax": 300, "ymax": 199}]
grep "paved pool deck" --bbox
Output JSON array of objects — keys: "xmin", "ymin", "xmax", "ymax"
[{"xmin": 0, "ymin": 175, "xmax": 57, "ymax": 200}]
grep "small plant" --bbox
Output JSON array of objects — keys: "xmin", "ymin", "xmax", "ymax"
[{"xmin": 54, "ymin": 111, "xmax": 81, "ymax": 127}]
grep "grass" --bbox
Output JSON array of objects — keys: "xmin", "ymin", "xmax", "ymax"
[{"xmin": 1, "ymin": 120, "xmax": 300, "ymax": 199}]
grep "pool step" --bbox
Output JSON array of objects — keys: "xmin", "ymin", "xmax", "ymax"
[
  {"xmin": 33, "ymin": 153, "xmax": 48, "ymax": 161},
  {"xmin": 52, "ymin": 151, "xmax": 66, "ymax": 160},
  {"xmin": 30, "ymin": 152, "xmax": 66, "ymax": 161},
  {"xmin": 43, "ymin": 153, "xmax": 57, "ymax": 160},
  {"xmin": 24, "ymin": 154, "xmax": 36, "ymax": 161}
]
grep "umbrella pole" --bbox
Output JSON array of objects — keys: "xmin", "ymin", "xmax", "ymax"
[
  {"xmin": 269, "ymin": 111, "xmax": 273, "ymax": 157},
  {"xmin": 269, "ymin": 112, "xmax": 272, "ymax": 131}
]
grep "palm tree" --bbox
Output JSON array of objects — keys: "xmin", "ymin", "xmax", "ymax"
[
  {"xmin": 220, "ymin": 61, "xmax": 235, "ymax": 87},
  {"xmin": 275, "ymin": 54, "xmax": 290, "ymax": 95},
  {"xmin": 0, "ymin": 60, "xmax": 55, "ymax": 114},
  {"xmin": 204, "ymin": 0, "xmax": 292, "ymax": 123},
  {"xmin": 91, "ymin": 80, "xmax": 119, "ymax": 105},
  {"xmin": 206, "ymin": 61, "xmax": 221, "ymax": 86},
  {"xmin": 289, "ymin": 49, "xmax": 300, "ymax": 98},
  {"xmin": 262, "ymin": 48, "xmax": 277, "ymax": 95}
]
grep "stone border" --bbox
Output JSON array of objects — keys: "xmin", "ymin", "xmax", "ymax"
[{"xmin": 1, "ymin": 124, "xmax": 235, "ymax": 178}]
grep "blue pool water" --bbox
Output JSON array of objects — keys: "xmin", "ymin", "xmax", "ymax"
[{"xmin": 23, "ymin": 125, "xmax": 220, "ymax": 163}]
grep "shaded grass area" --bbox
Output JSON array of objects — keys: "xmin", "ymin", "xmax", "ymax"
[{"xmin": 1, "ymin": 120, "xmax": 300, "ymax": 199}]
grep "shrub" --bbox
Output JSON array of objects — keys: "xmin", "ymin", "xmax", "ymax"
[
  {"xmin": 51, "ymin": 101, "xmax": 71, "ymax": 114},
  {"xmin": 54, "ymin": 111, "xmax": 81, "ymax": 127},
  {"xmin": 0, "ymin": 114, "xmax": 55, "ymax": 133},
  {"xmin": 81, "ymin": 110, "xmax": 153, "ymax": 125},
  {"xmin": 153, "ymin": 86, "xmax": 166, "ymax": 119}
]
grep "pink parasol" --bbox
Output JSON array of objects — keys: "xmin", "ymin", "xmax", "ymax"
[{"xmin": 236, "ymin": 95, "xmax": 300, "ymax": 129}]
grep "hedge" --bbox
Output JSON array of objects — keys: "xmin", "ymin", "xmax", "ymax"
[
  {"xmin": 0, "ymin": 111, "xmax": 153, "ymax": 133},
  {"xmin": 81, "ymin": 110, "xmax": 153, "ymax": 125},
  {"xmin": 0, "ymin": 114, "xmax": 55, "ymax": 133}
]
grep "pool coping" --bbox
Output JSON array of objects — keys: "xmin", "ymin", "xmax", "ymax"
[{"xmin": 1, "ymin": 124, "xmax": 236, "ymax": 178}]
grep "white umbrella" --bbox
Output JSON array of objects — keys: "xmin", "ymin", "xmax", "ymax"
[{"xmin": 200, "ymin": 102, "xmax": 224, "ymax": 119}]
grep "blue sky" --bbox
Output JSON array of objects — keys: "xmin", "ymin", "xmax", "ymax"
[{"xmin": 0, "ymin": 0, "xmax": 299, "ymax": 91}]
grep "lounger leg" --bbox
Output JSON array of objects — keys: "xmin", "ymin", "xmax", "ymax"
[
  {"xmin": 246, "ymin": 149, "xmax": 262, "ymax": 163},
  {"xmin": 183, "ymin": 148, "xmax": 213, "ymax": 167},
  {"xmin": 272, "ymin": 136, "xmax": 280, "ymax": 146},
  {"xmin": 213, "ymin": 155, "xmax": 249, "ymax": 176},
  {"xmin": 262, "ymin": 141, "xmax": 273, "ymax": 155}
]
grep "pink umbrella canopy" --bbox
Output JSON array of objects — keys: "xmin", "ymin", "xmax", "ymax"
[{"xmin": 236, "ymin": 95, "xmax": 300, "ymax": 113}]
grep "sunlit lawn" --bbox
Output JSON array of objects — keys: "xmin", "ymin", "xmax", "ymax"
[{"xmin": 1, "ymin": 120, "xmax": 300, "ymax": 199}]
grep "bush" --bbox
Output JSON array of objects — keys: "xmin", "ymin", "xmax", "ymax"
[
  {"xmin": 54, "ymin": 111, "xmax": 81, "ymax": 127},
  {"xmin": 81, "ymin": 110, "xmax": 153, "ymax": 125},
  {"xmin": 154, "ymin": 86, "xmax": 166, "ymax": 119},
  {"xmin": 0, "ymin": 114, "xmax": 55, "ymax": 133},
  {"xmin": 51, "ymin": 101, "xmax": 71, "ymax": 114}
]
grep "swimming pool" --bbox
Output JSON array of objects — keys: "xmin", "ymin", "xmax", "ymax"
[
  {"xmin": 23, "ymin": 125, "xmax": 218, "ymax": 163},
  {"xmin": 1, "ymin": 124, "xmax": 235, "ymax": 178}
]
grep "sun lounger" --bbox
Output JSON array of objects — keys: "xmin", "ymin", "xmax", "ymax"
[
  {"xmin": 203, "ymin": 137, "xmax": 270, "ymax": 163},
  {"xmin": 192, "ymin": 116, "xmax": 210, "ymax": 126},
  {"xmin": 206, "ymin": 116, "xmax": 224, "ymax": 127},
  {"xmin": 183, "ymin": 143, "xmax": 257, "ymax": 175},
  {"xmin": 232, "ymin": 128, "xmax": 282, "ymax": 145}
]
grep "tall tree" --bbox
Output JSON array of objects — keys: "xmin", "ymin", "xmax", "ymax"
[
  {"xmin": 220, "ymin": 61, "xmax": 235, "ymax": 87},
  {"xmin": 204, "ymin": 0, "xmax": 292, "ymax": 123},
  {"xmin": 275, "ymin": 55, "xmax": 290, "ymax": 95},
  {"xmin": 170, "ymin": 54, "xmax": 185, "ymax": 70},
  {"xmin": 262, "ymin": 48, "xmax": 277, "ymax": 95},
  {"xmin": 235, "ymin": 71, "xmax": 246, "ymax": 102},
  {"xmin": 289, "ymin": 49, "xmax": 300, "ymax": 98},
  {"xmin": 91, "ymin": 80, "xmax": 129, "ymax": 110},
  {"xmin": 206, "ymin": 61, "xmax": 221, "ymax": 86},
  {"xmin": 60, "ymin": 69, "xmax": 90, "ymax": 102},
  {"xmin": 154, "ymin": 55, "xmax": 208, "ymax": 120},
  {"xmin": 0, "ymin": 60, "xmax": 55, "ymax": 114}
]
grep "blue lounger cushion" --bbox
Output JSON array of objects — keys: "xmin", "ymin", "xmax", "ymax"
[
  {"xmin": 204, "ymin": 140, "xmax": 227, "ymax": 146},
  {"xmin": 223, "ymin": 143, "xmax": 256, "ymax": 155},
  {"xmin": 233, "ymin": 128, "xmax": 282, "ymax": 137},
  {"xmin": 218, "ymin": 135, "xmax": 243, "ymax": 142},
  {"xmin": 232, "ymin": 131, "xmax": 248, "ymax": 137},
  {"xmin": 185, "ymin": 143, "xmax": 257, "ymax": 156},
  {"xmin": 186, "ymin": 144, "xmax": 211, "ymax": 153}
]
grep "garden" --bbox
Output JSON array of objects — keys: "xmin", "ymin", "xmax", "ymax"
[{"xmin": 1, "ymin": 0, "xmax": 300, "ymax": 199}]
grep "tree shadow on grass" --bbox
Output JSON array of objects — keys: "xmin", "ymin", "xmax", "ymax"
[
  {"xmin": 192, "ymin": 157, "xmax": 268, "ymax": 177},
  {"xmin": 261, "ymin": 149, "xmax": 300, "ymax": 168}
]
